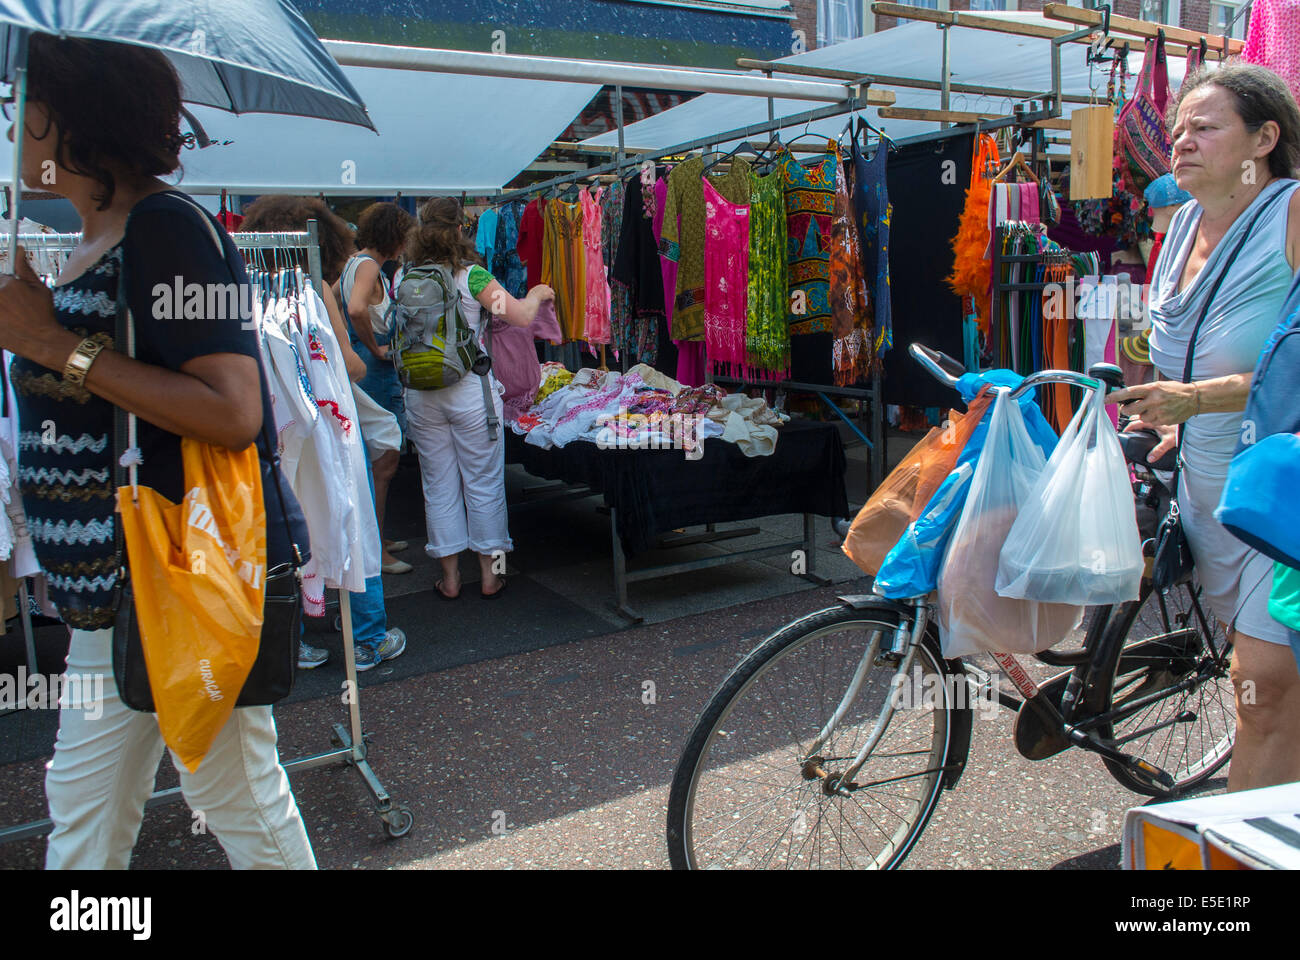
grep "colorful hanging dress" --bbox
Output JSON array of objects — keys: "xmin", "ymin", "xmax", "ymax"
[
  {"xmin": 703, "ymin": 177, "xmax": 750, "ymax": 374},
  {"xmin": 541, "ymin": 198, "xmax": 587, "ymax": 342},
  {"xmin": 659, "ymin": 155, "xmax": 752, "ymax": 342},
  {"xmin": 581, "ymin": 185, "xmax": 611, "ymax": 347},
  {"xmin": 747, "ymin": 166, "xmax": 790, "ymax": 379},
  {"xmin": 829, "ymin": 158, "xmax": 873, "ymax": 386},
  {"xmin": 780, "ymin": 144, "xmax": 838, "ymax": 336}
]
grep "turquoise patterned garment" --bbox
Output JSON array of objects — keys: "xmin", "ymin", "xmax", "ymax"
[{"xmin": 779, "ymin": 146, "xmax": 838, "ymax": 336}]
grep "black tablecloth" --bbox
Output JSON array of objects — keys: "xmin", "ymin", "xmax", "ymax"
[{"xmin": 506, "ymin": 419, "xmax": 850, "ymax": 556}]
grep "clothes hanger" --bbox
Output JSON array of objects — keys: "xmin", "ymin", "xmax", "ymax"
[
  {"xmin": 856, "ymin": 114, "xmax": 896, "ymax": 155},
  {"xmin": 993, "ymin": 151, "xmax": 1040, "ymax": 184}
]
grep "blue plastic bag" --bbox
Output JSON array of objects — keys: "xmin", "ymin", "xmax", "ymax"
[{"xmin": 873, "ymin": 371, "xmax": 1059, "ymax": 600}]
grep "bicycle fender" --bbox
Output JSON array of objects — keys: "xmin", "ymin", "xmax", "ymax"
[
  {"xmin": 837, "ymin": 595, "xmax": 974, "ymax": 790},
  {"xmin": 942, "ymin": 654, "xmax": 975, "ymax": 790},
  {"xmin": 835, "ymin": 594, "xmax": 917, "ymax": 618}
]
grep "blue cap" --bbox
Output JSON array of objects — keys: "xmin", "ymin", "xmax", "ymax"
[{"xmin": 1144, "ymin": 173, "xmax": 1192, "ymax": 209}]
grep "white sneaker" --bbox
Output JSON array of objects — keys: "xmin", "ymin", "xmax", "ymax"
[{"xmin": 376, "ymin": 628, "xmax": 407, "ymax": 662}]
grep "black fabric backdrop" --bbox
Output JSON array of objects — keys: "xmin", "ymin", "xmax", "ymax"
[
  {"xmin": 506, "ymin": 420, "xmax": 849, "ymax": 556},
  {"xmin": 882, "ymin": 133, "xmax": 973, "ymax": 408}
]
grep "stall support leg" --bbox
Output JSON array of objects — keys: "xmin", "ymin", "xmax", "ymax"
[
  {"xmin": 801, "ymin": 513, "xmax": 832, "ymax": 587},
  {"xmin": 611, "ymin": 507, "xmax": 643, "ymax": 623},
  {"xmin": 18, "ymin": 579, "xmax": 36, "ymax": 677},
  {"xmin": 338, "ymin": 590, "xmax": 364, "ymax": 762},
  {"xmin": 872, "ymin": 365, "xmax": 885, "ymax": 490}
]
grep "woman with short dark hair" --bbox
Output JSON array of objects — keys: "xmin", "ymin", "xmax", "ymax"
[
  {"xmin": 338, "ymin": 201, "xmax": 415, "ymax": 574},
  {"xmin": 1113, "ymin": 62, "xmax": 1300, "ymax": 790},
  {"xmin": 0, "ymin": 35, "xmax": 315, "ymax": 867}
]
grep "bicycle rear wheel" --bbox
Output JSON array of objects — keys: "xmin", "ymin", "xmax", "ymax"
[
  {"xmin": 1096, "ymin": 580, "xmax": 1235, "ymax": 796},
  {"xmin": 666, "ymin": 604, "xmax": 959, "ymax": 870}
]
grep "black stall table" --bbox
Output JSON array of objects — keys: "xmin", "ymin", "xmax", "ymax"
[{"xmin": 506, "ymin": 419, "xmax": 850, "ymax": 620}]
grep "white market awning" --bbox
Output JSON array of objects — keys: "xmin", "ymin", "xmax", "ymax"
[
  {"xmin": 173, "ymin": 64, "xmax": 602, "ymax": 196},
  {"xmin": 580, "ymin": 14, "xmax": 1188, "ymax": 153}
]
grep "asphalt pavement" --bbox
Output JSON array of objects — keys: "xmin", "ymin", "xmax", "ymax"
[{"xmin": 0, "ymin": 426, "xmax": 1223, "ymax": 869}]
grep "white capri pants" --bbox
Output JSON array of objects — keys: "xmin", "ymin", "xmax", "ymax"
[
  {"xmin": 405, "ymin": 373, "xmax": 514, "ymax": 558},
  {"xmin": 44, "ymin": 628, "xmax": 317, "ymax": 870}
]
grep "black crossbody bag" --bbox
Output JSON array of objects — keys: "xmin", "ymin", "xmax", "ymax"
[
  {"xmin": 110, "ymin": 195, "xmax": 307, "ymax": 710},
  {"xmin": 1150, "ymin": 185, "xmax": 1289, "ymax": 591}
]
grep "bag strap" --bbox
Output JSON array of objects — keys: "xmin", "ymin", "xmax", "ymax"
[
  {"xmin": 1137, "ymin": 38, "xmax": 1156, "ymax": 99},
  {"xmin": 1151, "ymin": 33, "xmax": 1171, "ymax": 116},
  {"xmin": 1169, "ymin": 183, "xmax": 1292, "ymax": 488},
  {"xmin": 112, "ymin": 192, "xmax": 303, "ymax": 589}
]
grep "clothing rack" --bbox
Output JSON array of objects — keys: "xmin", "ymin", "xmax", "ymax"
[
  {"xmin": 988, "ymin": 222, "xmax": 1085, "ymax": 430},
  {"xmin": 0, "ymin": 220, "xmax": 414, "ymax": 849}
]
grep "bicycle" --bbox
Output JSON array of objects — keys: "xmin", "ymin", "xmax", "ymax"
[{"xmin": 665, "ymin": 344, "xmax": 1235, "ymax": 870}]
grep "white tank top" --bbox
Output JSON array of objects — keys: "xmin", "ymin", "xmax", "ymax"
[{"xmin": 340, "ymin": 253, "xmax": 391, "ymax": 337}]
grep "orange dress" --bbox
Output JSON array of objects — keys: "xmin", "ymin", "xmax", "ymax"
[{"xmin": 541, "ymin": 198, "xmax": 588, "ymax": 342}]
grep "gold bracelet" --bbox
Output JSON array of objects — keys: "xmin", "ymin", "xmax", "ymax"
[{"xmin": 62, "ymin": 337, "xmax": 108, "ymax": 388}]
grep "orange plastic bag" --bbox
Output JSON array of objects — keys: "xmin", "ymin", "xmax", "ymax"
[
  {"xmin": 116, "ymin": 439, "xmax": 267, "ymax": 772},
  {"xmin": 842, "ymin": 388, "xmax": 993, "ymax": 577}
]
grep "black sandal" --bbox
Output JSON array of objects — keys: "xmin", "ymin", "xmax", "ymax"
[
  {"xmin": 435, "ymin": 579, "xmax": 461, "ymax": 601},
  {"xmin": 481, "ymin": 577, "xmax": 508, "ymax": 600}
]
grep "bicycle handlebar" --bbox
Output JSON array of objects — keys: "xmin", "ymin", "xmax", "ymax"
[{"xmin": 908, "ymin": 342, "xmax": 1126, "ymax": 403}]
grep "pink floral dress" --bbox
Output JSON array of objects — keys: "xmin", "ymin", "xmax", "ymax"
[
  {"xmin": 703, "ymin": 178, "xmax": 750, "ymax": 372},
  {"xmin": 581, "ymin": 186, "xmax": 611, "ymax": 346}
]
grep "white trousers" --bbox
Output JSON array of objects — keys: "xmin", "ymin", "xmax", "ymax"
[
  {"xmin": 44, "ymin": 628, "xmax": 317, "ymax": 870},
  {"xmin": 405, "ymin": 376, "xmax": 514, "ymax": 558}
]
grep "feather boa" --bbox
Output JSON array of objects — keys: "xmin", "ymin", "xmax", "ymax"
[{"xmin": 946, "ymin": 175, "xmax": 994, "ymax": 336}]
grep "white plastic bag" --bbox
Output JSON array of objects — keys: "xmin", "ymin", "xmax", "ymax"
[
  {"xmin": 996, "ymin": 388, "xmax": 1143, "ymax": 605},
  {"xmin": 938, "ymin": 389, "xmax": 1084, "ymax": 659}
]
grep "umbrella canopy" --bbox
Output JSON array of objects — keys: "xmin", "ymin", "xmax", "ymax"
[
  {"xmin": 0, "ymin": 0, "xmax": 372, "ymax": 128},
  {"xmin": 0, "ymin": 0, "xmax": 373, "ymax": 266}
]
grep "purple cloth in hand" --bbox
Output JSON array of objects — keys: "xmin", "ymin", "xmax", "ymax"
[{"xmin": 493, "ymin": 299, "xmax": 563, "ymax": 421}]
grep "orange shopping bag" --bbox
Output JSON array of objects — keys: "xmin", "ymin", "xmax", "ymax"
[
  {"xmin": 842, "ymin": 388, "xmax": 992, "ymax": 577},
  {"xmin": 116, "ymin": 439, "xmax": 267, "ymax": 772}
]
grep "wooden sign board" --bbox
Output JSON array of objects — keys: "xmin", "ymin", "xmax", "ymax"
[{"xmin": 1070, "ymin": 105, "xmax": 1115, "ymax": 200}]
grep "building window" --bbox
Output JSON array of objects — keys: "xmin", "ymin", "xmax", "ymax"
[
  {"xmin": 1210, "ymin": 1, "xmax": 1249, "ymax": 38},
  {"xmin": 1138, "ymin": 0, "xmax": 1170, "ymax": 21},
  {"xmin": 818, "ymin": 0, "xmax": 863, "ymax": 45},
  {"xmin": 969, "ymin": 0, "xmax": 1007, "ymax": 9}
]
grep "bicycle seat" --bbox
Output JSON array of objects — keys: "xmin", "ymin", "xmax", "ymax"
[{"xmin": 1120, "ymin": 429, "xmax": 1177, "ymax": 473}]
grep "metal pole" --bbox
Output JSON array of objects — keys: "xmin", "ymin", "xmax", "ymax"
[
  {"xmin": 323, "ymin": 40, "xmax": 857, "ymax": 103},
  {"xmin": 614, "ymin": 84, "xmax": 626, "ymax": 168},
  {"xmin": 496, "ymin": 96, "xmax": 862, "ymax": 205},
  {"xmin": 305, "ymin": 219, "xmax": 324, "ymax": 296},
  {"xmin": 940, "ymin": 23, "xmax": 951, "ymax": 131},
  {"xmin": 7, "ymin": 29, "xmax": 30, "ymax": 275}
]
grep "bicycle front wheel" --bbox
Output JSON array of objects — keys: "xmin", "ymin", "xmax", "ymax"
[{"xmin": 666, "ymin": 604, "xmax": 957, "ymax": 870}]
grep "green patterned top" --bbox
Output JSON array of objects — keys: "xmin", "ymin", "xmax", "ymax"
[{"xmin": 659, "ymin": 155, "xmax": 752, "ymax": 341}]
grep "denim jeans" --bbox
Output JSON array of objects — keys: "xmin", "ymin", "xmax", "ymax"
[
  {"xmin": 348, "ymin": 437, "xmax": 388, "ymax": 651},
  {"xmin": 354, "ymin": 331, "xmax": 405, "ymax": 438}
]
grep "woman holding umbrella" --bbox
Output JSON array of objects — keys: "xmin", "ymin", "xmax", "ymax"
[{"xmin": 0, "ymin": 36, "xmax": 316, "ymax": 868}]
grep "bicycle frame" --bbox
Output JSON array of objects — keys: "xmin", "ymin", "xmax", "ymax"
[{"xmin": 807, "ymin": 345, "xmax": 1187, "ymax": 792}]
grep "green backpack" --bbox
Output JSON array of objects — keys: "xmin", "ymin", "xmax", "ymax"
[{"xmin": 389, "ymin": 262, "xmax": 499, "ymax": 438}]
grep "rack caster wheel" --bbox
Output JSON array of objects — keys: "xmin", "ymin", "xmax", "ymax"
[{"xmin": 382, "ymin": 805, "xmax": 414, "ymax": 839}]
